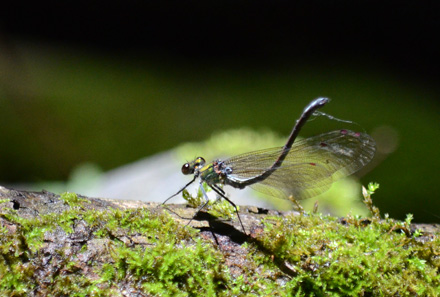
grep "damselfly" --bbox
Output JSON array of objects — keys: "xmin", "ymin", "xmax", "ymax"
[{"xmin": 164, "ymin": 98, "xmax": 376, "ymax": 230}]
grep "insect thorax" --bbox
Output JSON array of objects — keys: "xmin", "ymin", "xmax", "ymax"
[{"xmin": 199, "ymin": 160, "xmax": 232, "ymax": 185}]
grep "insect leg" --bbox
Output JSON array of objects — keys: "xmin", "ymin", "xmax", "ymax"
[
  {"xmin": 162, "ymin": 176, "xmax": 197, "ymax": 205},
  {"xmin": 211, "ymin": 184, "xmax": 246, "ymax": 234}
]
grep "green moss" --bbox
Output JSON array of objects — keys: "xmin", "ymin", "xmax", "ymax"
[
  {"xmin": 250, "ymin": 186, "xmax": 440, "ymax": 296},
  {"xmin": 1, "ymin": 190, "xmax": 440, "ymax": 296},
  {"xmin": 0, "ymin": 193, "xmax": 233, "ymax": 296},
  {"xmin": 60, "ymin": 192, "xmax": 90, "ymax": 208},
  {"xmin": 182, "ymin": 185, "xmax": 238, "ymax": 220}
]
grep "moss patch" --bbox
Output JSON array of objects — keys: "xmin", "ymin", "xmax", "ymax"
[
  {"xmin": 0, "ymin": 192, "xmax": 230, "ymax": 296},
  {"xmin": 1, "ymin": 189, "xmax": 439, "ymax": 296},
  {"xmin": 253, "ymin": 212, "xmax": 440, "ymax": 296}
]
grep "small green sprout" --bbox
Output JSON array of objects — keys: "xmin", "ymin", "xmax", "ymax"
[
  {"xmin": 412, "ymin": 229, "xmax": 422, "ymax": 238},
  {"xmin": 405, "ymin": 213, "xmax": 414, "ymax": 226},
  {"xmin": 362, "ymin": 182, "xmax": 380, "ymax": 220},
  {"xmin": 367, "ymin": 182, "xmax": 380, "ymax": 194},
  {"xmin": 60, "ymin": 192, "xmax": 89, "ymax": 208},
  {"xmin": 182, "ymin": 183, "xmax": 237, "ymax": 220},
  {"xmin": 182, "ymin": 182, "xmax": 212, "ymax": 208},
  {"xmin": 209, "ymin": 198, "xmax": 238, "ymax": 220}
]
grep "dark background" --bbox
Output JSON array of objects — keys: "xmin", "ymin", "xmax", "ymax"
[
  {"xmin": 1, "ymin": 2, "xmax": 439, "ymax": 222},
  {"xmin": 2, "ymin": 2, "xmax": 438, "ymax": 80}
]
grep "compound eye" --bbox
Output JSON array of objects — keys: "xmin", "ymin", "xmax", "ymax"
[
  {"xmin": 195, "ymin": 157, "xmax": 205, "ymax": 166},
  {"xmin": 181, "ymin": 163, "xmax": 193, "ymax": 175}
]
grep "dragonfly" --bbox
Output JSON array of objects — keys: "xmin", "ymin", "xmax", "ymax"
[{"xmin": 164, "ymin": 98, "xmax": 376, "ymax": 231}]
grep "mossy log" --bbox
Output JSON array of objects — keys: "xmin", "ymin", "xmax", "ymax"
[{"xmin": 1, "ymin": 185, "xmax": 439, "ymax": 296}]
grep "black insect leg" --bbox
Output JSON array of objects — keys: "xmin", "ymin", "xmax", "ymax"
[
  {"xmin": 211, "ymin": 184, "xmax": 246, "ymax": 234},
  {"xmin": 161, "ymin": 176, "xmax": 197, "ymax": 205}
]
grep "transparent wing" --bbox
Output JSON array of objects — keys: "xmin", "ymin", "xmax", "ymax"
[{"xmin": 223, "ymin": 130, "xmax": 376, "ymax": 200}]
